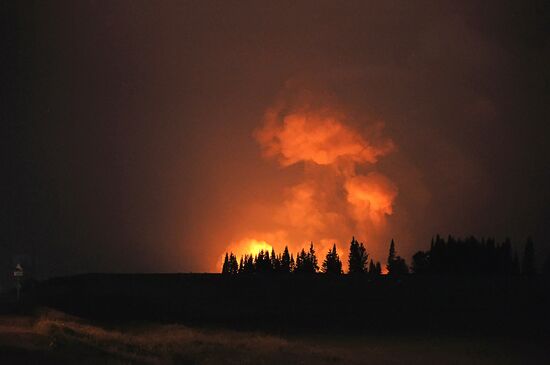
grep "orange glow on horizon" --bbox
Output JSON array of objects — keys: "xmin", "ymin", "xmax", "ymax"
[{"xmin": 220, "ymin": 239, "xmax": 273, "ymax": 268}]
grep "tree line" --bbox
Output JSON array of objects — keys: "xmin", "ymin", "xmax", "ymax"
[
  {"xmin": 222, "ymin": 235, "xmax": 550, "ymax": 276},
  {"xmin": 411, "ymin": 235, "xmax": 544, "ymax": 275},
  {"xmin": 222, "ymin": 237, "xmax": 408, "ymax": 275}
]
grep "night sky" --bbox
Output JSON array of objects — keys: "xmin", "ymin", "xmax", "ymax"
[{"xmin": 4, "ymin": 1, "xmax": 549, "ymax": 277}]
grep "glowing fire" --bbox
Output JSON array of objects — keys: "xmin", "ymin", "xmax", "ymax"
[
  {"xmin": 241, "ymin": 239, "xmax": 273, "ymax": 256},
  {"xmin": 220, "ymin": 87, "xmax": 398, "ymax": 270},
  {"xmin": 220, "ymin": 239, "xmax": 273, "ymax": 267}
]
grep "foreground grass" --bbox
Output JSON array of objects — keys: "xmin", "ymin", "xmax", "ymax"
[
  {"xmin": 0, "ymin": 310, "xmax": 343, "ymax": 364},
  {"xmin": 0, "ymin": 310, "xmax": 548, "ymax": 364}
]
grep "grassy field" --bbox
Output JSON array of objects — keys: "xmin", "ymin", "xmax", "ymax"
[{"xmin": 0, "ymin": 310, "xmax": 548, "ymax": 365}]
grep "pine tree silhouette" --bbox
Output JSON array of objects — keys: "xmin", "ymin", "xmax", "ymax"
[
  {"xmin": 348, "ymin": 236, "xmax": 368, "ymax": 274},
  {"xmin": 387, "ymin": 239, "xmax": 396, "ymax": 272},
  {"xmin": 222, "ymin": 252, "xmax": 229, "ymax": 274},
  {"xmin": 409, "ymin": 235, "xmax": 532, "ymax": 275},
  {"xmin": 295, "ymin": 249, "xmax": 307, "ymax": 274},
  {"xmin": 322, "ymin": 244, "xmax": 342, "ymax": 274},
  {"xmin": 280, "ymin": 246, "xmax": 292, "ymax": 273},
  {"xmin": 309, "ymin": 242, "xmax": 319, "ymax": 273},
  {"xmin": 412, "ymin": 251, "xmax": 429, "ymax": 274},
  {"xmin": 241, "ymin": 254, "xmax": 255, "ymax": 274},
  {"xmin": 395, "ymin": 257, "xmax": 409, "ymax": 275},
  {"xmin": 228, "ymin": 253, "xmax": 239, "ymax": 274},
  {"xmin": 270, "ymin": 248, "xmax": 280, "ymax": 272},
  {"xmin": 387, "ymin": 239, "xmax": 408, "ymax": 275},
  {"xmin": 255, "ymin": 250, "xmax": 272, "ymax": 273},
  {"xmin": 295, "ymin": 244, "xmax": 318, "ymax": 274},
  {"xmin": 368, "ymin": 259, "xmax": 376, "ymax": 275},
  {"xmin": 375, "ymin": 262, "xmax": 382, "ymax": 275}
]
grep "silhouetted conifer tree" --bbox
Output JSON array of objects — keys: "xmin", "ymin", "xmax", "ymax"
[
  {"xmin": 375, "ymin": 262, "xmax": 382, "ymax": 275},
  {"xmin": 238, "ymin": 256, "xmax": 244, "ymax": 273},
  {"xmin": 275, "ymin": 253, "xmax": 283, "ymax": 272},
  {"xmin": 289, "ymin": 253, "xmax": 295, "ymax": 272},
  {"xmin": 387, "ymin": 239, "xmax": 396, "ymax": 270},
  {"xmin": 394, "ymin": 257, "xmax": 409, "ymax": 275},
  {"xmin": 255, "ymin": 250, "xmax": 272, "ymax": 273},
  {"xmin": 309, "ymin": 242, "xmax": 319, "ymax": 272},
  {"xmin": 368, "ymin": 259, "xmax": 376, "ymax": 275},
  {"xmin": 295, "ymin": 249, "xmax": 307, "ymax": 274},
  {"xmin": 295, "ymin": 244, "xmax": 318, "ymax": 274},
  {"xmin": 522, "ymin": 237, "xmax": 536, "ymax": 275},
  {"xmin": 408, "ymin": 235, "xmax": 538, "ymax": 276},
  {"xmin": 270, "ymin": 248, "xmax": 280, "ymax": 272},
  {"xmin": 280, "ymin": 246, "xmax": 291, "ymax": 273},
  {"xmin": 248, "ymin": 255, "xmax": 255, "ymax": 272},
  {"xmin": 241, "ymin": 254, "xmax": 255, "ymax": 274},
  {"xmin": 387, "ymin": 239, "xmax": 408, "ymax": 275},
  {"xmin": 322, "ymin": 244, "xmax": 342, "ymax": 274},
  {"xmin": 412, "ymin": 251, "xmax": 429, "ymax": 274},
  {"xmin": 222, "ymin": 252, "xmax": 229, "ymax": 274},
  {"xmin": 228, "ymin": 253, "xmax": 239, "ymax": 274},
  {"xmin": 348, "ymin": 236, "xmax": 368, "ymax": 274}
]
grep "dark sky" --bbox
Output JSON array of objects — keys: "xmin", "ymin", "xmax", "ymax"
[{"xmin": 4, "ymin": 0, "xmax": 549, "ymax": 276}]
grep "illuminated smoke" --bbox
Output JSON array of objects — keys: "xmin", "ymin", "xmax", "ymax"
[
  {"xmin": 345, "ymin": 172, "xmax": 398, "ymax": 226},
  {"xmin": 223, "ymin": 89, "xmax": 398, "ymax": 269},
  {"xmin": 256, "ymin": 108, "xmax": 394, "ymax": 167}
]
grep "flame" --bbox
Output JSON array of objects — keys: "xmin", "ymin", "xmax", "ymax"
[
  {"xmin": 242, "ymin": 239, "xmax": 273, "ymax": 256},
  {"xmin": 220, "ymin": 239, "xmax": 274, "ymax": 268}
]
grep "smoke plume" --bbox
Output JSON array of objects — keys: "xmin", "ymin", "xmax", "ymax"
[{"xmin": 223, "ymin": 88, "xmax": 398, "ymax": 269}]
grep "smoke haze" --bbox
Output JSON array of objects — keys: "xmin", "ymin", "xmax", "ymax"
[{"xmin": 5, "ymin": 0, "xmax": 549, "ymax": 275}]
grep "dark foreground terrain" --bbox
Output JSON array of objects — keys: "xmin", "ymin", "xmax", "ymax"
[
  {"xmin": 27, "ymin": 274, "xmax": 550, "ymax": 333},
  {"xmin": 1, "ymin": 274, "xmax": 549, "ymax": 364},
  {"xmin": 0, "ymin": 310, "xmax": 548, "ymax": 365}
]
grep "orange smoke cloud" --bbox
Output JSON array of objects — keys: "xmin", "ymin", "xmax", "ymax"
[
  {"xmin": 256, "ymin": 108, "xmax": 394, "ymax": 167},
  {"xmin": 345, "ymin": 172, "xmax": 399, "ymax": 226},
  {"xmin": 221, "ymin": 88, "xmax": 399, "ymax": 270},
  {"xmin": 281, "ymin": 182, "xmax": 329, "ymax": 234}
]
